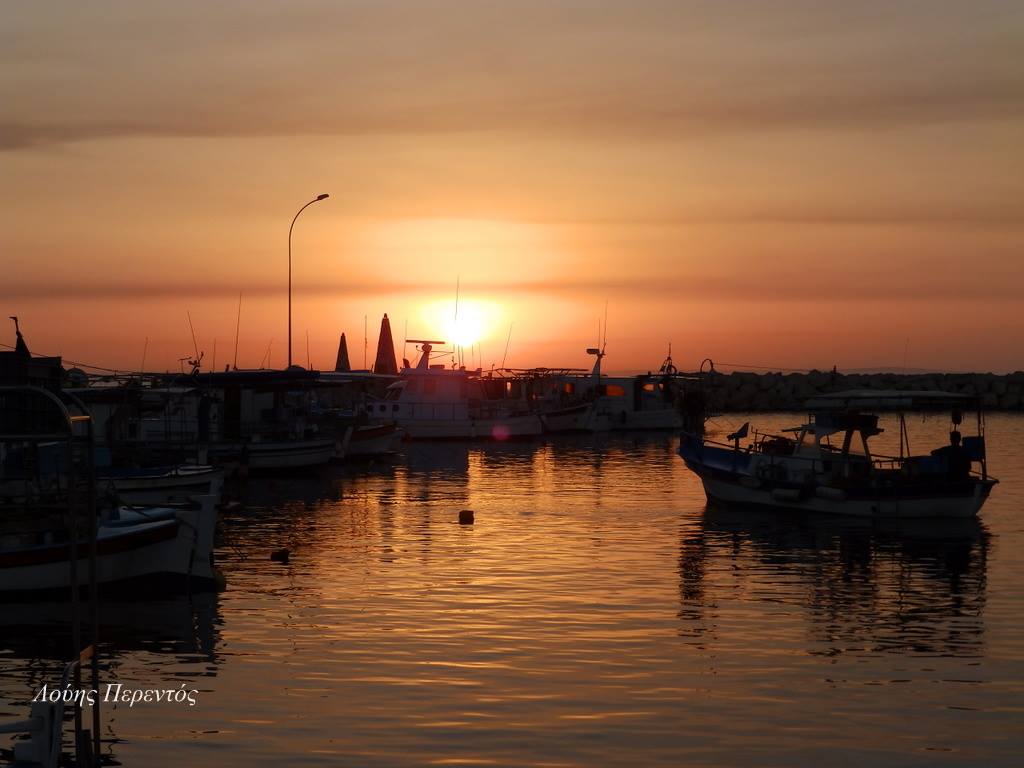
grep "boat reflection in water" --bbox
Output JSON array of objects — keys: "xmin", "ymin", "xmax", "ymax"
[
  {"xmin": 0, "ymin": 593, "xmax": 220, "ymax": 765},
  {"xmin": 679, "ymin": 500, "xmax": 988, "ymax": 657}
]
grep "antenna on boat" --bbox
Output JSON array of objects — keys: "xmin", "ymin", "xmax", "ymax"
[
  {"xmin": 659, "ymin": 343, "xmax": 677, "ymax": 375},
  {"xmin": 363, "ymin": 315, "xmax": 367, "ymax": 369},
  {"xmin": 260, "ymin": 338, "xmax": 273, "ymax": 369},
  {"xmin": 212, "ymin": 338, "xmax": 217, "ymax": 372},
  {"xmin": 403, "ymin": 318, "xmax": 408, "ymax": 363},
  {"xmin": 306, "ymin": 330, "xmax": 311, "ymax": 369},
  {"xmin": 140, "ymin": 336, "xmax": 148, "ymax": 376},
  {"xmin": 501, "ymin": 323, "xmax": 513, "ymax": 369},
  {"xmin": 602, "ymin": 300, "xmax": 608, "ymax": 354},
  {"xmin": 233, "ymin": 291, "xmax": 242, "ymax": 370}
]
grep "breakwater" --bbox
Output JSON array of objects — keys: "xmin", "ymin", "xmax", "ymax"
[{"xmin": 694, "ymin": 370, "xmax": 1024, "ymax": 412}]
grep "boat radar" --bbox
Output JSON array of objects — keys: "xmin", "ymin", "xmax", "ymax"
[{"xmin": 407, "ymin": 339, "xmax": 446, "ymax": 370}]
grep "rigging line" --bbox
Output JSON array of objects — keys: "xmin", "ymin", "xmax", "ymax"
[
  {"xmin": 603, "ymin": 299, "xmax": 608, "ymax": 351},
  {"xmin": 233, "ymin": 291, "xmax": 242, "ymax": 370},
  {"xmin": 501, "ymin": 323, "xmax": 513, "ymax": 369},
  {"xmin": 187, "ymin": 311, "xmax": 200, "ymax": 361}
]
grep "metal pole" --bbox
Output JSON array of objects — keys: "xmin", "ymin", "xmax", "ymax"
[{"xmin": 288, "ymin": 194, "xmax": 329, "ymax": 369}]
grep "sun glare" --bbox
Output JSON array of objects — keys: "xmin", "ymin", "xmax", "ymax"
[{"xmin": 419, "ymin": 298, "xmax": 498, "ymax": 350}]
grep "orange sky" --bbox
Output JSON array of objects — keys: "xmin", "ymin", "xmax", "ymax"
[{"xmin": 2, "ymin": 1, "xmax": 1023, "ymax": 373}]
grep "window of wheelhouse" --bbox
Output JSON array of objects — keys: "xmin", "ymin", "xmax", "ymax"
[{"xmin": 600, "ymin": 384, "xmax": 626, "ymax": 397}]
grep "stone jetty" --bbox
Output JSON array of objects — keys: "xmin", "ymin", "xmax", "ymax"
[{"xmin": 690, "ymin": 370, "xmax": 1024, "ymax": 412}]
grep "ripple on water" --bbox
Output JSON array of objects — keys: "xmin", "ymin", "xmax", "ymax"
[{"xmin": 2, "ymin": 418, "xmax": 1023, "ymax": 766}]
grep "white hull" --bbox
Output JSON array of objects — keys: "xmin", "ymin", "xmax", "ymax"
[
  {"xmin": 97, "ymin": 466, "xmax": 224, "ymax": 504},
  {"xmin": 248, "ymin": 439, "xmax": 335, "ymax": 469},
  {"xmin": 541, "ymin": 405, "xmax": 593, "ymax": 434},
  {"xmin": 210, "ymin": 438, "xmax": 336, "ymax": 469},
  {"xmin": 0, "ymin": 495, "xmax": 218, "ymax": 594},
  {"xmin": 698, "ymin": 474, "xmax": 989, "ymax": 519}
]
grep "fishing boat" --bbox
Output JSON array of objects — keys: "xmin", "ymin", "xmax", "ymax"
[
  {"xmin": 95, "ymin": 463, "xmax": 224, "ymax": 504},
  {"xmin": 678, "ymin": 390, "xmax": 998, "ymax": 518},
  {"xmin": 0, "ymin": 494, "xmax": 219, "ymax": 595},
  {"xmin": 527, "ymin": 346, "xmax": 687, "ymax": 433},
  {"xmin": 386, "ymin": 341, "xmax": 543, "ymax": 440}
]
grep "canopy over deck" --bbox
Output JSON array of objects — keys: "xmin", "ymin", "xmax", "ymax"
[{"xmin": 805, "ymin": 389, "xmax": 975, "ymax": 412}]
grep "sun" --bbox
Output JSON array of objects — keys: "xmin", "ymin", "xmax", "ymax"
[
  {"xmin": 447, "ymin": 302, "xmax": 485, "ymax": 347},
  {"xmin": 419, "ymin": 298, "xmax": 497, "ymax": 350}
]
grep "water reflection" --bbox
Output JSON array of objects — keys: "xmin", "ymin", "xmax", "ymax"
[
  {"xmin": 679, "ymin": 502, "xmax": 988, "ymax": 657},
  {"xmin": 0, "ymin": 593, "xmax": 221, "ymax": 764},
  {"xmin": 2, "ymin": 418, "xmax": 1019, "ymax": 767}
]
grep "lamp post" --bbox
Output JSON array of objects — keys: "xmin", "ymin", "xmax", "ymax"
[{"xmin": 288, "ymin": 193, "xmax": 329, "ymax": 368}]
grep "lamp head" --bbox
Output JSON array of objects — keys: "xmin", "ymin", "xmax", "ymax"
[{"xmin": 316, "ymin": 193, "xmax": 329, "ymax": 201}]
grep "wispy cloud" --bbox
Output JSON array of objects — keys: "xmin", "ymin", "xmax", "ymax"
[
  {"xmin": 7, "ymin": 273, "xmax": 1021, "ymax": 303},
  {"xmin": 2, "ymin": 1, "xmax": 1022, "ymax": 150}
]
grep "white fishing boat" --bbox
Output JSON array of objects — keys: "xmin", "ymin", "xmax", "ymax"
[
  {"xmin": 96, "ymin": 463, "xmax": 224, "ymax": 504},
  {"xmin": 679, "ymin": 390, "xmax": 998, "ymax": 519},
  {"xmin": 387, "ymin": 341, "xmax": 543, "ymax": 440},
  {"xmin": 209, "ymin": 436, "xmax": 336, "ymax": 470},
  {"xmin": 0, "ymin": 494, "xmax": 219, "ymax": 595}
]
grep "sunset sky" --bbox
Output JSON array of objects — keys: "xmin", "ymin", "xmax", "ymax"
[{"xmin": 3, "ymin": 1, "xmax": 1022, "ymax": 373}]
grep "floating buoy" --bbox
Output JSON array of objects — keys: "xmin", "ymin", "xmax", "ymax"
[
  {"xmin": 270, "ymin": 548, "xmax": 290, "ymax": 563},
  {"xmin": 459, "ymin": 510, "xmax": 475, "ymax": 525}
]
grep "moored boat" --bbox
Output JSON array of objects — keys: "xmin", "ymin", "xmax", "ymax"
[
  {"xmin": 678, "ymin": 390, "xmax": 998, "ymax": 518},
  {"xmin": 96, "ymin": 463, "xmax": 224, "ymax": 504},
  {"xmin": 387, "ymin": 341, "xmax": 543, "ymax": 440},
  {"xmin": 0, "ymin": 494, "xmax": 219, "ymax": 595}
]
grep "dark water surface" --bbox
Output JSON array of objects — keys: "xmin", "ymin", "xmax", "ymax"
[{"xmin": 2, "ymin": 413, "xmax": 1022, "ymax": 766}]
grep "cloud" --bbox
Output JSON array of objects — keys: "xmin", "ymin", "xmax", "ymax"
[
  {"xmin": 2, "ymin": 2, "xmax": 1022, "ymax": 150},
  {"xmin": 6, "ymin": 272, "xmax": 1021, "ymax": 303}
]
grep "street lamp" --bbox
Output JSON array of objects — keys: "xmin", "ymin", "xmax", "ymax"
[{"xmin": 288, "ymin": 193, "xmax": 329, "ymax": 368}]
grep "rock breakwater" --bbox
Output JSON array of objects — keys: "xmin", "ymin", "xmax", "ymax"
[{"xmin": 692, "ymin": 370, "xmax": 1024, "ymax": 412}]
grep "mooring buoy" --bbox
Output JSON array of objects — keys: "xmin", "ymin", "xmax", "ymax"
[
  {"xmin": 459, "ymin": 510, "xmax": 475, "ymax": 525},
  {"xmin": 270, "ymin": 548, "xmax": 290, "ymax": 563}
]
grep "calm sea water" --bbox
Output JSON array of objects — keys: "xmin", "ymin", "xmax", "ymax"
[{"xmin": 2, "ymin": 413, "xmax": 1022, "ymax": 766}]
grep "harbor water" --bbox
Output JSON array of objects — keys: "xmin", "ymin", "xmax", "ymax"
[{"xmin": 2, "ymin": 413, "xmax": 1022, "ymax": 766}]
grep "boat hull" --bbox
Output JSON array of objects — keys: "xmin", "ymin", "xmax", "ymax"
[
  {"xmin": 96, "ymin": 465, "xmax": 224, "ymax": 505},
  {"xmin": 540, "ymin": 404, "xmax": 599, "ymax": 434},
  {"xmin": 694, "ymin": 470, "xmax": 993, "ymax": 519},
  {"xmin": 211, "ymin": 438, "xmax": 335, "ymax": 470},
  {"xmin": 401, "ymin": 413, "xmax": 542, "ymax": 440},
  {"xmin": 345, "ymin": 424, "xmax": 402, "ymax": 456},
  {"xmin": 0, "ymin": 495, "xmax": 218, "ymax": 595}
]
